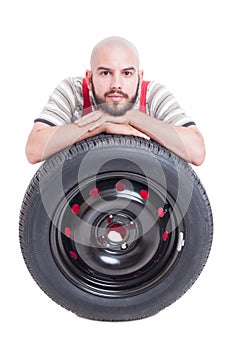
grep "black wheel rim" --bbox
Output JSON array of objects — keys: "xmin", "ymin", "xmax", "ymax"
[{"xmin": 50, "ymin": 171, "xmax": 185, "ymax": 298}]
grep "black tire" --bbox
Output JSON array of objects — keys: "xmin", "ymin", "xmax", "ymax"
[{"xmin": 19, "ymin": 134, "xmax": 213, "ymax": 321}]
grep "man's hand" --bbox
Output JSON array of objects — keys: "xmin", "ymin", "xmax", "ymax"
[
  {"xmin": 75, "ymin": 110, "xmax": 150, "ymax": 140},
  {"xmin": 75, "ymin": 110, "xmax": 128, "ymax": 131},
  {"xmin": 104, "ymin": 123, "xmax": 150, "ymax": 140}
]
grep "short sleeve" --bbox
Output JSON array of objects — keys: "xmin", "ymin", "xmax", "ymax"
[
  {"xmin": 147, "ymin": 81, "xmax": 195, "ymax": 127},
  {"xmin": 35, "ymin": 78, "xmax": 79, "ymax": 126}
]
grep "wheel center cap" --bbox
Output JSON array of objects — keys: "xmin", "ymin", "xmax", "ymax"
[{"xmin": 107, "ymin": 224, "xmax": 126, "ymax": 243}]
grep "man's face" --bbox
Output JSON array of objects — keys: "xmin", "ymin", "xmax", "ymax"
[{"xmin": 86, "ymin": 45, "xmax": 143, "ymax": 116}]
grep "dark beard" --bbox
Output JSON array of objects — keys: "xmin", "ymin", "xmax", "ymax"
[{"xmin": 91, "ymin": 78, "xmax": 140, "ymax": 116}]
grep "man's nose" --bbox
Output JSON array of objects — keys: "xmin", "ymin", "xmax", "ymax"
[{"xmin": 110, "ymin": 73, "xmax": 122, "ymax": 90}]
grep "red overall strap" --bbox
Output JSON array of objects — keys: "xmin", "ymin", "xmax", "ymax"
[
  {"xmin": 82, "ymin": 78, "xmax": 92, "ymax": 116},
  {"xmin": 139, "ymin": 80, "xmax": 150, "ymax": 113}
]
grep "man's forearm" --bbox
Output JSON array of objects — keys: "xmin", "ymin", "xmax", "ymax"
[
  {"xmin": 127, "ymin": 110, "xmax": 205, "ymax": 165},
  {"xmin": 26, "ymin": 122, "xmax": 104, "ymax": 164}
]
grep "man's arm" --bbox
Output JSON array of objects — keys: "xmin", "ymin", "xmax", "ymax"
[
  {"xmin": 25, "ymin": 121, "xmax": 105, "ymax": 164},
  {"xmin": 26, "ymin": 114, "xmax": 150, "ymax": 164},
  {"xmin": 126, "ymin": 110, "xmax": 206, "ymax": 166}
]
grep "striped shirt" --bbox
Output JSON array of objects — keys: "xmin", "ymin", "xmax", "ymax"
[{"xmin": 35, "ymin": 77, "xmax": 195, "ymax": 127}]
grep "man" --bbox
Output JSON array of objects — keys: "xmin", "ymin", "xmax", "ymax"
[{"xmin": 26, "ymin": 36, "xmax": 205, "ymax": 165}]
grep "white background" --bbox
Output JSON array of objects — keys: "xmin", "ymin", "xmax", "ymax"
[{"xmin": 1, "ymin": 0, "xmax": 232, "ymax": 349}]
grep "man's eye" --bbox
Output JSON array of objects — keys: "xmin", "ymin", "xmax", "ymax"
[
  {"xmin": 123, "ymin": 71, "xmax": 132, "ymax": 77},
  {"xmin": 101, "ymin": 71, "xmax": 111, "ymax": 76}
]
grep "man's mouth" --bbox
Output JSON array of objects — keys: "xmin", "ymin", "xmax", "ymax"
[
  {"xmin": 107, "ymin": 94, "xmax": 125, "ymax": 102},
  {"xmin": 105, "ymin": 91, "xmax": 128, "ymax": 102}
]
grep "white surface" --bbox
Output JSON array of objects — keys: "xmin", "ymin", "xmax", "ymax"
[{"xmin": 1, "ymin": 1, "xmax": 232, "ymax": 349}]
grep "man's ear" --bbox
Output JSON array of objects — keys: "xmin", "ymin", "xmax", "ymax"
[
  {"xmin": 139, "ymin": 70, "xmax": 144, "ymax": 84},
  {"xmin": 85, "ymin": 70, "xmax": 92, "ymax": 90}
]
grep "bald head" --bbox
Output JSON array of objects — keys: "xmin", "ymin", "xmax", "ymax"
[{"xmin": 90, "ymin": 36, "xmax": 140, "ymax": 70}]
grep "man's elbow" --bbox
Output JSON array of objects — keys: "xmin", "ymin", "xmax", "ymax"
[
  {"xmin": 25, "ymin": 143, "xmax": 43, "ymax": 164},
  {"xmin": 187, "ymin": 127, "xmax": 206, "ymax": 166},
  {"xmin": 191, "ymin": 145, "xmax": 206, "ymax": 166}
]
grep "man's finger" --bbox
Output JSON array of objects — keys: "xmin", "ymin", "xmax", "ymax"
[
  {"xmin": 75, "ymin": 112, "xmax": 102, "ymax": 126},
  {"xmin": 138, "ymin": 132, "xmax": 150, "ymax": 140},
  {"xmin": 88, "ymin": 122, "xmax": 103, "ymax": 132},
  {"xmin": 75, "ymin": 116, "xmax": 100, "ymax": 126}
]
